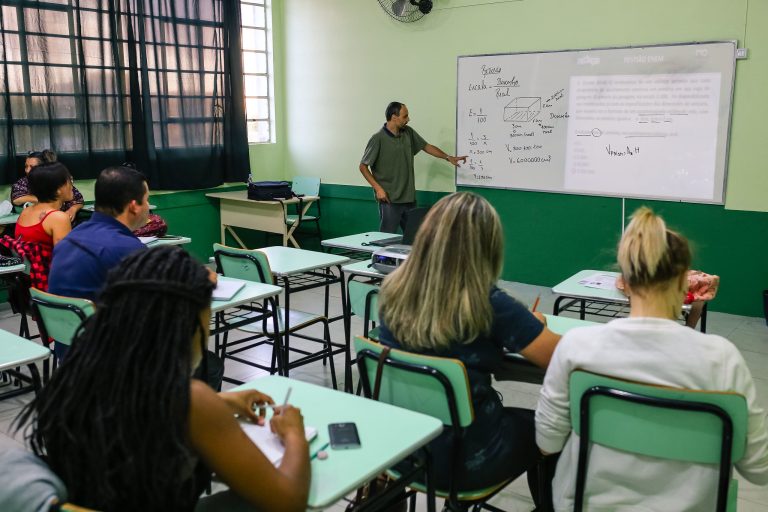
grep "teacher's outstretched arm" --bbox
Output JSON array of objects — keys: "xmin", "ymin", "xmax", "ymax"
[{"xmin": 423, "ymin": 144, "xmax": 467, "ymax": 167}]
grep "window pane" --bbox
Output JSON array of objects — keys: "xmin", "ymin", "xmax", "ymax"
[
  {"xmin": 28, "ymin": 36, "xmax": 73, "ymax": 65},
  {"xmin": 24, "ymin": 8, "xmax": 70, "ymax": 36},
  {"xmin": 241, "ymin": 28, "xmax": 265, "ymax": 51},
  {"xmin": 245, "ymin": 97, "xmax": 268, "ymax": 119},
  {"xmin": 29, "ymin": 66, "xmax": 75, "ymax": 94},
  {"xmin": 247, "ymin": 120, "xmax": 269, "ymax": 143},
  {"xmin": 244, "ymin": 75, "xmax": 267, "ymax": 97},
  {"xmin": 2, "ymin": 6, "xmax": 18, "ymax": 31},
  {"xmin": 3, "ymin": 33, "xmax": 22, "ymax": 62},
  {"xmin": 242, "ymin": 51, "xmax": 266, "ymax": 73},
  {"xmin": 241, "ymin": 4, "xmax": 265, "ymax": 28}
]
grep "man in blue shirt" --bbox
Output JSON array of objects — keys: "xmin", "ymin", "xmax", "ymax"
[{"xmin": 49, "ymin": 165, "xmax": 149, "ymax": 300}]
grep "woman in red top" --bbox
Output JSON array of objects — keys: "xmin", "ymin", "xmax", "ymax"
[{"xmin": 15, "ymin": 162, "xmax": 73, "ymax": 248}]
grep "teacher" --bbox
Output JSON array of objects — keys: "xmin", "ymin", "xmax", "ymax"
[{"xmin": 359, "ymin": 101, "xmax": 467, "ymax": 233}]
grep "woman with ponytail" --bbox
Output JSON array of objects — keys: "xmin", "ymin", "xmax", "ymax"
[
  {"xmin": 15, "ymin": 246, "xmax": 310, "ymax": 511},
  {"xmin": 535, "ymin": 207, "xmax": 768, "ymax": 510}
]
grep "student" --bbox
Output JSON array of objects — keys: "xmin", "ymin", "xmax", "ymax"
[
  {"xmin": 1, "ymin": 162, "xmax": 74, "ymax": 291},
  {"xmin": 535, "ymin": 207, "xmax": 768, "ymax": 510},
  {"xmin": 377, "ymin": 192, "xmax": 561, "ymax": 500},
  {"xmin": 15, "ymin": 246, "xmax": 311, "ymax": 511},
  {"xmin": 12, "ymin": 150, "xmax": 84, "ymax": 221}
]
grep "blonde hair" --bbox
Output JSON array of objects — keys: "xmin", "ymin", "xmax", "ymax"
[
  {"xmin": 618, "ymin": 207, "xmax": 691, "ymax": 292},
  {"xmin": 379, "ymin": 192, "xmax": 503, "ymax": 351}
]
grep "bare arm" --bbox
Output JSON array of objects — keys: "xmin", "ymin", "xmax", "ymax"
[
  {"xmin": 44, "ymin": 211, "xmax": 72, "ymax": 245},
  {"xmin": 359, "ymin": 163, "xmax": 389, "ymax": 203},
  {"xmin": 518, "ymin": 318, "xmax": 561, "ymax": 369},
  {"xmin": 189, "ymin": 381, "xmax": 310, "ymax": 512},
  {"xmin": 423, "ymin": 144, "xmax": 467, "ymax": 167},
  {"xmin": 64, "ymin": 203, "xmax": 83, "ymax": 222},
  {"xmin": 12, "ymin": 195, "xmax": 37, "ymax": 206}
]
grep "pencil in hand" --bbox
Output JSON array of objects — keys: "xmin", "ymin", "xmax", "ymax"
[{"xmin": 531, "ymin": 295, "xmax": 541, "ymax": 313}]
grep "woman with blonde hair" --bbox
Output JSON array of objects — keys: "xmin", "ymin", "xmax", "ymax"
[
  {"xmin": 536, "ymin": 207, "xmax": 768, "ymax": 510},
  {"xmin": 378, "ymin": 191, "xmax": 561, "ymax": 500}
]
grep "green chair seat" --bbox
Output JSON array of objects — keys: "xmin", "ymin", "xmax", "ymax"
[
  {"xmin": 285, "ymin": 213, "xmax": 317, "ymax": 226},
  {"xmin": 30, "ymin": 288, "xmax": 95, "ymax": 346},
  {"xmin": 226, "ymin": 307, "xmax": 326, "ymax": 335}
]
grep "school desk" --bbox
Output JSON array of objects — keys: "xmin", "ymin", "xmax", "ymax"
[
  {"xmin": 321, "ymin": 231, "xmax": 402, "ymax": 259},
  {"xmin": 0, "ymin": 328, "xmax": 49, "ymax": 400},
  {"xmin": 206, "ymin": 191, "xmax": 319, "ymax": 249}
]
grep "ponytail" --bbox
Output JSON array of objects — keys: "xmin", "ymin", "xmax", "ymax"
[{"xmin": 618, "ymin": 207, "xmax": 690, "ymax": 290}]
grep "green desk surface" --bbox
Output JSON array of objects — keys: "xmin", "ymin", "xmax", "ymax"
[
  {"xmin": 82, "ymin": 203, "xmax": 157, "ymax": 212},
  {"xmin": 321, "ymin": 232, "xmax": 401, "ymax": 253},
  {"xmin": 144, "ymin": 235, "xmax": 192, "ymax": 247},
  {"xmin": 259, "ymin": 246, "xmax": 349, "ymax": 276},
  {"xmin": 0, "ymin": 329, "xmax": 50, "ymax": 371},
  {"xmin": 210, "ymin": 276, "xmax": 282, "ymax": 313},
  {"xmin": 341, "ymin": 260, "xmax": 386, "ymax": 279},
  {"xmin": 0, "ymin": 213, "xmax": 19, "ymax": 226},
  {"xmin": 552, "ymin": 269, "xmax": 627, "ymax": 303},
  {"xmin": 544, "ymin": 314, "xmax": 599, "ymax": 334},
  {"xmin": 235, "ymin": 376, "xmax": 442, "ymax": 510}
]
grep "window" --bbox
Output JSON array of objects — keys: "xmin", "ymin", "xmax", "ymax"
[{"xmin": 241, "ymin": 0, "xmax": 274, "ymax": 143}]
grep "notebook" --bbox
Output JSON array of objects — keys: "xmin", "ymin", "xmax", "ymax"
[
  {"xmin": 368, "ymin": 206, "xmax": 429, "ymax": 247},
  {"xmin": 239, "ymin": 421, "xmax": 318, "ymax": 466},
  {"xmin": 212, "ymin": 280, "xmax": 246, "ymax": 301}
]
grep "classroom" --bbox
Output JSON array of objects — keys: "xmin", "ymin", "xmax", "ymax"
[{"xmin": 0, "ymin": 0, "xmax": 767, "ymax": 510}]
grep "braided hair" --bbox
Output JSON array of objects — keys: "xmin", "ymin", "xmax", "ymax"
[{"xmin": 16, "ymin": 246, "xmax": 215, "ymax": 510}]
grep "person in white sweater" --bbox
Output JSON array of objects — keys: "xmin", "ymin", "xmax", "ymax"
[{"xmin": 535, "ymin": 207, "xmax": 768, "ymax": 511}]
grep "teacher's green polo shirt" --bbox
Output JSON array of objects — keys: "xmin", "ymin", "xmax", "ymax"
[{"xmin": 361, "ymin": 124, "xmax": 427, "ymax": 204}]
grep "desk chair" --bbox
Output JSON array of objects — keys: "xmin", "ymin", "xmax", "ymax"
[
  {"xmin": 285, "ymin": 176, "xmax": 321, "ymax": 239},
  {"xmin": 213, "ymin": 243, "xmax": 337, "ymax": 388},
  {"xmin": 348, "ymin": 281, "xmax": 380, "ymax": 339},
  {"xmin": 570, "ymin": 370, "xmax": 748, "ymax": 512},
  {"xmin": 29, "ymin": 288, "xmax": 95, "ymax": 382},
  {"xmin": 355, "ymin": 336, "xmax": 517, "ymax": 512}
]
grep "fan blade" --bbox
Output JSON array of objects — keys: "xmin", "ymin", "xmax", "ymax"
[{"xmin": 393, "ymin": 0, "xmax": 408, "ymax": 16}]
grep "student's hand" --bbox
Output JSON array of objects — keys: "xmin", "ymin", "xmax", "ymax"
[
  {"xmin": 533, "ymin": 311, "xmax": 547, "ymax": 326},
  {"xmin": 270, "ymin": 405, "xmax": 305, "ymax": 440},
  {"xmin": 447, "ymin": 155, "xmax": 467, "ymax": 167},
  {"xmin": 374, "ymin": 185, "xmax": 390, "ymax": 203},
  {"xmin": 206, "ymin": 267, "xmax": 218, "ymax": 286},
  {"xmin": 219, "ymin": 389, "xmax": 275, "ymax": 425},
  {"xmin": 65, "ymin": 206, "xmax": 78, "ymax": 223}
]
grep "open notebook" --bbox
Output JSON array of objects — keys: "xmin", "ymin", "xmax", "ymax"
[
  {"xmin": 239, "ymin": 421, "xmax": 318, "ymax": 466},
  {"xmin": 212, "ymin": 280, "xmax": 246, "ymax": 301}
]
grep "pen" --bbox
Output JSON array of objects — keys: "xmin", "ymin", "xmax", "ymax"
[
  {"xmin": 531, "ymin": 295, "xmax": 541, "ymax": 313},
  {"xmin": 250, "ymin": 387, "xmax": 293, "ymax": 413}
]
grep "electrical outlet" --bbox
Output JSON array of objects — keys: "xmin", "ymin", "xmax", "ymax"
[{"xmin": 736, "ymin": 48, "xmax": 748, "ymax": 59}]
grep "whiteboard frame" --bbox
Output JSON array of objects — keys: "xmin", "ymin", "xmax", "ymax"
[{"xmin": 454, "ymin": 40, "xmax": 738, "ymax": 204}]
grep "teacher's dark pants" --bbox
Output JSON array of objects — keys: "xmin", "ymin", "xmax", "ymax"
[{"xmin": 379, "ymin": 201, "xmax": 416, "ymax": 233}]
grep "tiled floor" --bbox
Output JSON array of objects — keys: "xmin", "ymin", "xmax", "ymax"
[{"xmin": 2, "ymin": 279, "xmax": 768, "ymax": 511}]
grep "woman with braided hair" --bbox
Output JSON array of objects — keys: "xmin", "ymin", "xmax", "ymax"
[{"xmin": 15, "ymin": 245, "xmax": 310, "ymax": 511}]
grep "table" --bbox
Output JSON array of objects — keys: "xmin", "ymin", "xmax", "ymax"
[
  {"xmin": 0, "ymin": 213, "xmax": 19, "ymax": 226},
  {"xmin": 235, "ymin": 375, "xmax": 443, "ymax": 511},
  {"xmin": 321, "ymin": 231, "xmax": 401, "ymax": 259},
  {"xmin": 142, "ymin": 235, "xmax": 192, "ymax": 247},
  {"xmin": 0, "ymin": 328, "xmax": 49, "ymax": 400},
  {"xmin": 552, "ymin": 269, "xmax": 707, "ymax": 332},
  {"xmin": 207, "ymin": 191, "xmax": 319, "ymax": 249},
  {"xmin": 209, "ymin": 276, "xmax": 283, "ymax": 380},
  {"xmin": 258, "ymin": 247, "xmax": 349, "ymax": 387}
]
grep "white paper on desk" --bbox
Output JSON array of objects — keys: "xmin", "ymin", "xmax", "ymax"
[
  {"xmin": 239, "ymin": 422, "xmax": 317, "ymax": 466},
  {"xmin": 138, "ymin": 236, "xmax": 158, "ymax": 245},
  {"xmin": 578, "ymin": 273, "xmax": 617, "ymax": 290}
]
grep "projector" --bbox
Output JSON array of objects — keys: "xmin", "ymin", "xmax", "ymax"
[{"xmin": 371, "ymin": 245, "xmax": 411, "ymax": 274}]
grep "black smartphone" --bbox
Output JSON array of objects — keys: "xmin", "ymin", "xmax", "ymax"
[{"xmin": 328, "ymin": 422, "xmax": 361, "ymax": 450}]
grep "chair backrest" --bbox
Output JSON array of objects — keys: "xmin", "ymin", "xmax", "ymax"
[
  {"xmin": 570, "ymin": 370, "xmax": 748, "ymax": 511},
  {"xmin": 354, "ymin": 336, "xmax": 474, "ymax": 427},
  {"xmin": 291, "ymin": 176, "xmax": 320, "ymax": 197},
  {"xmin": 212, "ymin": 243, "xmax": 273, "ymax": 284},
  {"xmin": 30, "ymin": 288, "xmax": 95, "ymax": 346},
  {"xmin": 348, "ymin": 281, "xmax": 379, "ymax": 335}
]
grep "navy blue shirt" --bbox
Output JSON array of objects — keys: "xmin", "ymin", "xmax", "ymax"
[
  {"xmin": 378, "ymin": 286, "xmax": 544, "ymax": 489},
  {"xmin": 48, "ymin": 212, "xmax": 146, "ymax": 301}
]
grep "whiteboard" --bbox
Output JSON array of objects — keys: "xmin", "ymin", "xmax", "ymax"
[{"xmin": 455, "ymin": 41, "xmax": 736, "ymax": 203}]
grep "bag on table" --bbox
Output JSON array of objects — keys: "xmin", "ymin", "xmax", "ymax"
[
  {"xmin": 247, "ymin": 178, "xmax": 295, "ymax": 201},
  {"xmin": 132, "ymin": 213, "xmax": 168, "ymax": 238}
]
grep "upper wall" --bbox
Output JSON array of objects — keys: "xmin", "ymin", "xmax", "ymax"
[{"xmin": 278, "ymin": 0, "xmax": 767, "ymax": 212}]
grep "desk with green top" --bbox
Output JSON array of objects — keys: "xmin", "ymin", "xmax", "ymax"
[
  {"xmin": 0, "ymin": 328, "xmax": 50, "ymax": 400},
  {"xmin": 321, "ymin": 231, "xmax": 401, "ymax": 259},
  {"xmin": 552, "ymin": 269, "xmax": 707, "ymax": 332},
  {"xmin": 207, "ymin": 191, "xmax": 319, "ymax": 249},
  {"xmin": 234, "ymin": 375, "xmax": 443, "ymax": 511}
]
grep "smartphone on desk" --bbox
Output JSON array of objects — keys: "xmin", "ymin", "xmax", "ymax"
[{"xmin": 328, "ymin": 422, "xmax": 361, "ymax": 450}]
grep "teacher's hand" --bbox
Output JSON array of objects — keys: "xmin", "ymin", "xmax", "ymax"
[
  {"xmin": 374, "ymin": 185, "xmax": 390, "ymax": 203},
  {"xmin": 447, "ymin": 155, "xmax": 467, "ymax": 167}
]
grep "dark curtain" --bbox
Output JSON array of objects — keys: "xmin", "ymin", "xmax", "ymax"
[{"xmin": 0, "ymin": 0, "xmax": 249, "ymax": 189}]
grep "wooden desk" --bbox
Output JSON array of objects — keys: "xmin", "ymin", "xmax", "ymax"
[
  {"xmin": 234, "ymin": 375, "xmax": 442, "ymax": 511},
  {"xmin": 207, "ymin": 191, "xmax": 319, "ymax": 249},
  {"xmin": 552, "ymin": 269, "xmax": 706, "ymax": 332}
]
